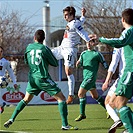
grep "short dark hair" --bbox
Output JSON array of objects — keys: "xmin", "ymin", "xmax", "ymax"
[
  {"xmin": 63, "ymin": 6, "xmax": 76, "ymax": 17},
  {"xmin": 34, "ymin": 29, "xmax": 45, "ymax": 43},
  {"xmin": 122, "ymin": 8, "xmax": 133, "ymax": 25}
]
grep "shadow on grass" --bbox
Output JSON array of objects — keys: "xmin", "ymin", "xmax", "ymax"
[
  {"xmin": 16, "ymin": 119, "xmax": 40, "ymax": 121},
  {"xmin": 16, "ymin": 118, "xmax": 61, "ymax": 122}
]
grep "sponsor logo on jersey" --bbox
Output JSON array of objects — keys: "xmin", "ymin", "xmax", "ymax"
[{"xmin": 77, "ymin": 26, "xmax": 83, "ymax": 31}]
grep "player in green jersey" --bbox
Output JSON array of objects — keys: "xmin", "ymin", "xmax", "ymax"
[
  {"xmin": 98, "ymin": 8, "xmax": 133, "ymax": 133},
  {"xmin": 75, "ymin": 39, "xmax": 108, "ymax": 121},
  {"xmin": 4, "ymin": 29, "xmax": 78, "ymax": 130}
]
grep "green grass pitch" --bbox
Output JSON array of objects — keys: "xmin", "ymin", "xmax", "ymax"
[{"xmin": 1, "ymin": 104, "xmax": 132, "ymax": 133}]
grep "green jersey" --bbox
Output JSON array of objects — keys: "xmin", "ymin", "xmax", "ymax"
[
  {"xmin": 99, "ymin": 26, "xmax": 133, "ymax": 99},
  {"xmin": 79, "ymin": 49, "xmax": 108, "ymax": 80},
  {"xmin": 24, "ymin": 42, "xmax": 58, "ymax": 79},
  {"xmin": 99, "ymin": 26, "xmax": 133, "ymax": 72}
]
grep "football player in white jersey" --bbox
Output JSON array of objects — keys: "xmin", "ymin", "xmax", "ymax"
[
  {"xmin": 98, "ymin": 8, "xmax": 133, "ymax": 133},
  {"xmin": 52, "ymin": 6, "xmax": 91, "ymax": 104},
  {"xmin": 0, "ymin": 46, "xmax": 18, "ymax": 113},
  {"xmin": 102, "ymin": 48, "xmax": 124, "ymax": 132}
]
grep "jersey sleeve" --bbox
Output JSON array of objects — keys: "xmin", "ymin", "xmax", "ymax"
[
  {"xmin": 99, "ymin": 27, "xmax": 133, "ymax": 48},
  {"xmin": 24, "ymin": 45, "xmax": 29, "ymax": 64},
  {"xmin": 45, "ymin": 46, "xmax": 58, "ymax": 67},
  {"xmin": 6, "ymin": 61, "xmax": 16, "ymax": 84},
  {"xmin": 79, "ymin": 16, "xmax": 86, "ymax": 25},
  {"xmin": 108, "ymin": 48, "xmax": 121, "ymax": 73},
  {"xmin": 74, "ymin": 21, "xmax": 90, "ymax": 42},
  {"xmin": 98, "ymin": 52, "xmax": 108, "ymax": 69}
]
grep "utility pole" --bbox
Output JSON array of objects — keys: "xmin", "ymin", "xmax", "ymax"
[{"xmin": 43, "ymin": 0, "xmax": 50, "ymax": 46}]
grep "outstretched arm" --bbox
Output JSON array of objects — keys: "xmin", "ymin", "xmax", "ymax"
[
  {"xmin": 79, "ymin": 8, "xmax": 86, "ymax": 25},
  {"xmin": 99, "ymin": 27, "xmax": 133, "ymax": 48}
]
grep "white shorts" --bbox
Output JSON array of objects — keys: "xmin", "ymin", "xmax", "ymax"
[
  {"xmin": 107, "ymin": 78, "xmax": 119, "ymax": 97},
  {"xmin": 51, "ymin": 46, "xmax": 78, "ymax": 67}
]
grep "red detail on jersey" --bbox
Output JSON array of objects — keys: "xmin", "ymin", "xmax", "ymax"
[
  {"xmin": 63, "ymin": 31, "xmax": 68, "ymax": 38},
  {"xmin": 2, "ymin": 92, "xmax": 25, "ymax": 103},
  {"xmin": 40, "ymin": 92, "xmax": 57, "ymax": 102}
]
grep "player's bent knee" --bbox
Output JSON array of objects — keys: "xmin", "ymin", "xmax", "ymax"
[
  {"xmin": 23, "ymin": 95, "xmax": 33, "ymax": 104},
  {"xmin": 78, "ymin": 92, "xmax": 82, "ymax": 97},
  {"xmin": 53, "ymin": 92, "xmax": 66, "ymax": 101}
]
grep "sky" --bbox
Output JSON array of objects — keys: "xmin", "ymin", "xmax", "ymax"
[
  {"xmin": 2, "ymin": 0, "xmax": 132, "ymax": 30},
  {"xmin": 0, "ymin": 0, "xmax": 83, "ymax": 28}
]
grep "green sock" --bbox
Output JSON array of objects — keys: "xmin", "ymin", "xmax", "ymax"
[
  {"xmin": 96, "ymin": 96, "xmax": 105, "ymax": 109},
  {"xmin": 79, "ymin": 97, "xmax": 86, "ymax": 116},
  {"xmin": 119, "ymin": 106, "xmax": 133, "ymax": 132},
  {"xmin": 58, "ymin": 101, "xmax": 68, "ymax": 126},
  {"xmin": 10, "ymin": 100, "xmax": 27, "ymax": 121}
]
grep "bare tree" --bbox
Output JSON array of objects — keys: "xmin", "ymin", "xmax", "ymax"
[
  {"xmin": 82, "ymin": 0, "xmax": 130, "ymax": 36},
  {"xmin": 0, "ymin": 7, "xmax": 35, "ymax": 55},
  {"xmin": 0, "ymin": 7, "xmax": 36, "ymax": 82},
  {"xmin": 76, "ymin": 0, "xmax": 131, "ymax": 80}
]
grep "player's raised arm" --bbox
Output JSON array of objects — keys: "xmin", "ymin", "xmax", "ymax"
[{"xmin": 81, "ymin": 8, "xmax": 86, "ymax": 17}]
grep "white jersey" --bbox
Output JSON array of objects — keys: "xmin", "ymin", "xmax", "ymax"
[
  {"xmin": 0, "ymin": 58, "xmax": 16, "ymax": 84},
  {"xmin": 107, "ymin": 48, "xmax": 125, "ymax": 96},
  {"xmin": 108, "ymin": 48, "xmax": 125, "ymax": 78},
  {"xmin": 61, "ymin": 16, "xmax": 90, "ymax": 48}
]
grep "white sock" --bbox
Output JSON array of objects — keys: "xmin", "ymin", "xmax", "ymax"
[
  {"xmin": 106, "ymin": 104, "xmax": 120, "ymax": 122},
  {"xmin": 67, "ymin": 74, "xmax": 75, "ymax": 95}
]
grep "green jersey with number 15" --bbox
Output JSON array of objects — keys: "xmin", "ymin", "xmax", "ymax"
[{"xmin": 24, "ymin": 42, "xmax": 58, "ymax": 79}]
